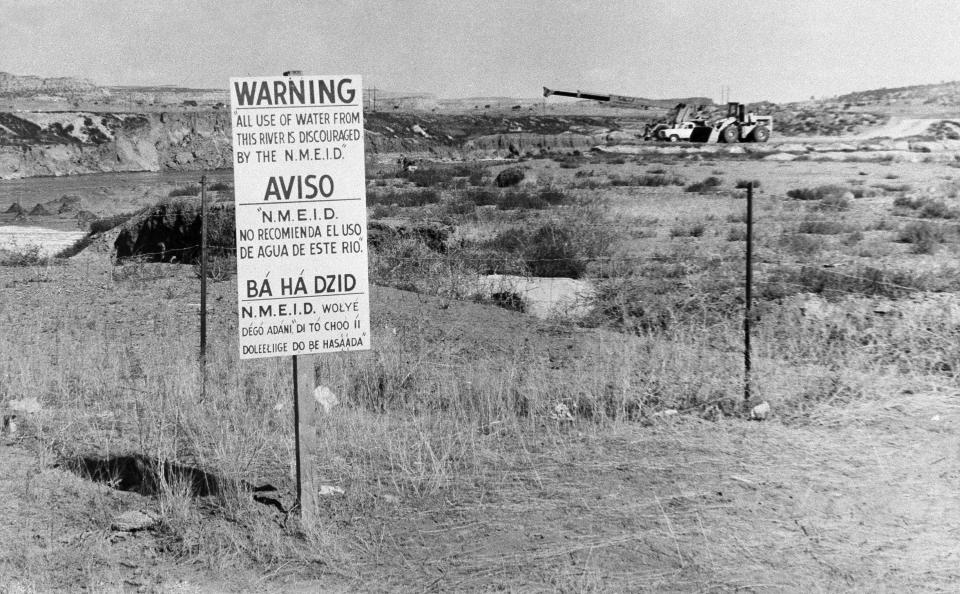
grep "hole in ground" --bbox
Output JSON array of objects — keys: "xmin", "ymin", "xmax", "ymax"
[
  {"xmin": 62, "ymin": 454, "xmax": 285, "ymax": 512},
  {"xmin": 65, "ymin": 454, "xmax": 228, "ymax": 497}
]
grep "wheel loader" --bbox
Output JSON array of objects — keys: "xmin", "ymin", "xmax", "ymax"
[{"xmin": 689, "ymin": 102, "xmax": 772, "ymax": 143}]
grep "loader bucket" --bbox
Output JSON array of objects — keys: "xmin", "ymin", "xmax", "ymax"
[{"xmin": 689, "ymin": 126, "xmax": 714, "ymax": 143}]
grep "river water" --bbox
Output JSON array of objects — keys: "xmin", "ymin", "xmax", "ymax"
[
  {"xmin": 0, "ymin": 170, "xmax": 232, "ymax": 255},
  {"xmin": 0, "ymin": 170, "xmax": 232, "ymax": 211}
]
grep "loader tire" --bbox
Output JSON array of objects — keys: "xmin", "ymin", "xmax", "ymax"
[
  {"xmin": 669, "ymin": 134, "xmax": 679, "ymax": 142},
  {"xmin": 751, "ymin": 126, "xmax": 770, "ymax": 143},
  {"xmin": 721, "ymin": 125, "xmax": 739, "ymax": 143}
]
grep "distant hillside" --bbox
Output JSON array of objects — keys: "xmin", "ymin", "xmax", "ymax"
[
  {"xmin": 836, "ymin": 81, "xmax": 960, "ymax": 108},
  {"xmin": 0, "ymin": 72, "xmax": 102, "ymax": 97}
]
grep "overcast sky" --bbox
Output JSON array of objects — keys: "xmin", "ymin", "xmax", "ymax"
[{"xmin": 2, "ymin": 0, "xmax": 957, "ymax": 103}]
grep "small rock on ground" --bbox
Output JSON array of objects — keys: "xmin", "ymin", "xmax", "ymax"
[{"xmin": 111, "ymin": 509, "xmax": 160, "ymax": 532}]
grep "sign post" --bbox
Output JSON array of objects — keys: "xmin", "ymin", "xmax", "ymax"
[{"xmin": 229, "ymin": 74, "xmax": 370, "ymax": 521}]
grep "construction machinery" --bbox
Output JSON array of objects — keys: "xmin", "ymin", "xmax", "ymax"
[
  {"xmin": 542, "ymin": 87, "xmax": 708, "ymax": 139},
  {"xmin": 690, "ymin": 102, "xmax": 772, "ymax": 143},
  {"xmin": 543, "ymin": 86, "xmax": 772, "ymax": 143},
  {"xmin": 542, "ymin": 87, "xmax": 712, "ymax": 110}
]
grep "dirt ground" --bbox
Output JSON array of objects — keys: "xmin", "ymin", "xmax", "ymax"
[{"xmin": 1, "ymin": 249, "xmax": 958, "ymax": 592}]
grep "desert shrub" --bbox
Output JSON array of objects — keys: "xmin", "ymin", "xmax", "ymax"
[
  {"xmin": 467, "ymin": 169, "xmax": 485, "ymax": 186},
  {"xmin": 726, "ymin": 211, "xmax": 748, "ymax": 223},
  {"xmin": 208, "ymin": 181, "xmax": 232, "ymax": 192},
  {"xmin": 487, "ymin": 227, "xmax": 528, "ymax": 253},
  {"xmin": 797, "ymin": 217, "xmax": 854, "ymax": 234},
  {"xmin": 670, "ymin": 222, "xmax": 706, "ymax": 237},
  {"xmin": 570, "ymin": 178, "xmax": 607, "ymax": 189},
  {"xmin": 786, "ymin": 185, "xmax": 847, "ymax": 201},
  {"xmin": 537, "ymin": 187, "xmax": 569, "ymax": 205},
  {"xmin": 849, "ymin": 187, "xmax": 877, "ymax": 198},
  {"xmin": 893, "ymin": 195, "xmax": 922, "ymax": 209},
  {"xmin": 444, "ymin": 163, "xmax": 485, "ymax": 178},
  {"xmin": 168, "ymin": 184, "xmax": 200, "ymax": 197},
  {"xmin": 647, "ymin": 167, "xmax": 666, "ymax": 174},
  {"xmin": 369, "ymin": 203, "xmax": 397, "ymax": 218},
  {"xmin": 610, "ymin": 174, "xmax": 684, "ymax": 187},
  {"xmin": 474, "ymin": 291, "xmax": 526, "ymax": 313},
  {"xmin": 496, "ymin": 189, "xmax": 546, "ymax": 210},
  {"xmin": 895, "ymin": 195, "xmax": 960, "ymax": 219},
  {"xmin": 874, "ymin": 183, "xmax": 912, "ymax": 193},
  {"xmin": 494, "ymin": 188, "xmax": 569, "ymax": 210},
  {"xmin": 815, "ymin": 193, "xmax": 851, "ymax": 211},
  {"xmin": 192, "ymin": 253, "xmax": 236, "ymax": 281},
  {"xmin": 727, "ymin": 226, "xmax": 747, "ymax": 241},
  {"xmin": 442, "ymin": 198, "xmax": 476, "ymax": 216},
  {"xmin": 759, "ymin": 265, "xmax": 929, "ymax": 300},
  {"xmin": 842, "ymin": 231, "xmax": 864, "ymax": 245},
  {"xmin": 397, "ymin": 167, "xmax": 456, "ymax": 187},
  {"xmin": 735, "ymin": 179, "xmax": 761, "ymax": 190},
  {"xmin": 588, "ymin": 277, "xmax": 675, "ymax": 332},
  {"xmin": 525, "ymin": 222, "xmax": 586, "ymax": 278},
  {"xmin": 495, "ymin": 167, "xmax": 526, "ymax": 187},
  {"xmin": 685, "ymin": 176, "xmax": 722, "ymax": 193},
  {"xmin": 0, "ymin": 245, "xmax": 47, "ymax": 266},
  {"xmin": 899, "ymin": 221, "xmax": 943, "ymax": 253},
  {"xmin": 919, "ymin": 200, "xmax": 960, "ymax": 219},
  {"xmin": 779, "ymin": 233, "xmax": 824, "ymax": 257},
  {"xmin": 367, "ymin": 188, "xmax": 441, "ymax": 208},
  {"xmin": 464, "ymin": 187, "xmax": 499, "ymax": 206}
]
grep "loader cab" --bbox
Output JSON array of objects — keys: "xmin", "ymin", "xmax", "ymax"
[{"xmin": 727, "ymin": 102, "xmax": 747, "ymax": 121}]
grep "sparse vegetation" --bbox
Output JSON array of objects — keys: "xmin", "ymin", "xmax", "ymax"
[
  {"xmin": 0, "ymin": 245, "xmax": 47, "ymax": 266},
  {"xmin": 494, "ymin": 166, "xmax": 526, "ymax": 187},
  {"xmin": 898, "ymin": 220, "xmax": 944, "ymax": 253},
  {"xmin": 786, "ymin": 184, "xmax": 848, "ymax": 201},
  {"xmin": 367, "ymin": 187, "xmax": 441, "ymax": 207},
  {"xmin": 893, "ymin": 195, "xmax": 960, "ymax": 219},
  {"xmin": 168, "ymin": 184, "xmax": 200, "ymax": 197},
  {"xmin": 797, "ymin": 217, "xmax": 856, "ymax": 234},
  {"xmin": 685, "ymin": 176, "xmax": 723, "ymax": 192},
  {"xmin": 670, "ymin": 222, "xmax": 706, "ymax": 237},
  {"xmin": 610, "ymin": 173, "xmax": 685, "ymax": 187}
]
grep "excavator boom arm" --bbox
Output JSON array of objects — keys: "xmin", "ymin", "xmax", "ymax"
[
  {"xmin": 543, "ymin": 87, "xmax": 653, "ymax": 109},
  {"xmin": 543, "ymin": 86, "xmax": 713, "ymax": 111}
]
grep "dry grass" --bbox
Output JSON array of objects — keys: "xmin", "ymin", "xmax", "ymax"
[{"xmin": 4, "ymin": 156, "xmax": 960, "ymax": 590}]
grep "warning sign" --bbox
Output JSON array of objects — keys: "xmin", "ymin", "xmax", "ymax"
[{"xmin": 230, "ymin": 74, "xmax": 370, "ymax": 359}]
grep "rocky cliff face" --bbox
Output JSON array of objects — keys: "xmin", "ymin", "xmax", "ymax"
[
  {"xmin": 0, "ymin": 110, "xmax": 232, "ymax": 179},
  {"xmin": 1, "ymin": 109, "xmax": 626, "ymax": 178}
]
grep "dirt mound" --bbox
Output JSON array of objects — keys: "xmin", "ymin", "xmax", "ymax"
[
  {"xmin": 49, "ymin": 194, "xmax": 82, "ymax": 214},
  {"xmin": 4, "ymin": 203, "xmax": 24, "ymax": 215},
  {"xmin": 114, "ymin": 198, "xmax": 233, "ymax": 263},
  {"xmin": 27, "ymin": 203, "xmax": 49, "ymax": 216}
]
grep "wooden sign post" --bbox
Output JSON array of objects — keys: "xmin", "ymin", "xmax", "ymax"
[{"xmin": 229, "ymin": 73, "xmax": 370, "ymax": 521}]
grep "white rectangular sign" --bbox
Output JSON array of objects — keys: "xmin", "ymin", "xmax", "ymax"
[{"xmin": 230, "ymin": 74, "xmax": 370, "ymax": 359}]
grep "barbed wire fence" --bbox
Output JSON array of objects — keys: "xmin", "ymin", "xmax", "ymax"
[{"xmin": 8, "ymin": 170, "xmax": 959, "ymax": 430}]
